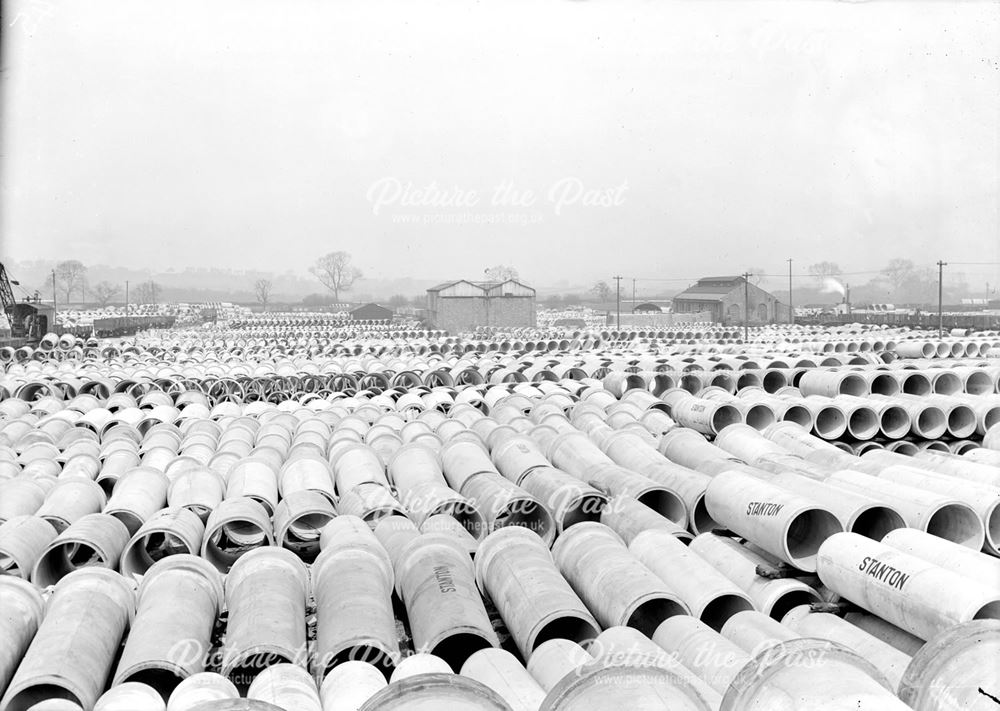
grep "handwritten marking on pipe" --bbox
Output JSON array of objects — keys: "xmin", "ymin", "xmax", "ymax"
[
  {"xmin": 858, "ymin": 556, "xmax": 911, "ymax": 590},
  {"xmin": 746, "ymin": 502, "xmax": 784, "ymax": 516},
  {"xmin": 433, "ymin": 565, "xmax": 457, "ymax": 593}
]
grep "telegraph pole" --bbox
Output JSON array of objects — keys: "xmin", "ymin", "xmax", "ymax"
[
  {"xmin": 937, "ymin": 260, "xmax": 947, "ymax": 337},
  {"xmin": 613, "ymin": 275, "xmax": 622, "ymax": 331},
  {"xmin": 51, "ymin": 269, "xmax": 57, "ymax": 329},
  {"xmin": 125, "ymin": 280, "xmax": 129, "ymax": 320},
  {"xmin": 787, "ymin": 258, "xmax": 794, "ymax": 325},
  {"xmin": 742, "ymin": 271, "xmax": 750, "ymax": 342},
  {"xmin": 632, "ymin": 278, "xmax": 636, "ymax": 310}
]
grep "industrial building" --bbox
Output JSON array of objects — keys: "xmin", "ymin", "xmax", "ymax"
[
  {"xmin": 426, "ymin": 279, "xmax": 536, "ymax": 334},
  {"xmin": 349, "ymin": 303, "xmax": 393, "ymax": 321},
  {"xmin": 673, "ymin": 275, "xmax": 788, "ymax": 325}
]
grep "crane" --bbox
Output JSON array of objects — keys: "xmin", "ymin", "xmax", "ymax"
[{"xmin": 0, "ymin": 261, "xmax": 45, "ymax": 344}]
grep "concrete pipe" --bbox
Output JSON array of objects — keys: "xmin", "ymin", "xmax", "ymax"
[
  {"xmin": 221, "ymin": 546, "xmax": 310, "ymax": 688},
  {"xmin": 396, "ymin": 481, "xmax": 485, "ymax": 538},
  {"xmin": 97, "ymin": 450, "xmax": 143, "ymax": 495},
  {"xmin": 816, "ymin": 532, "xmax": 1000, "ymax": 641},
  {"xmin": 798, "ymin": 370, "xmax": 868, "ymax": 398},
  {"xmin": 31, "ymin": 512, "xmax": 131, "ymax": 587},
  {"xmin": 278, "ymin": 456, "xmax": 336, "ymax": 506},
  {"xmin": 0, "ymin": 568, "xmax": 135, "ymax": 711},
  {"xmin": 358, "ymin": 673, "xmax": 511, "ymax": 711},
  {"xmin": 0, "ymin": 578, "xmax": 45, "ymax": 699},
  {"xmin": 373, "ymin": 516, "xmax": 421, "ymax": 588},
  {"xmin": 720, "ymin": 636, "xmax": 908, "ymax": 711},
  {"xmin": 246, "ymin": 664, "xmax": 321, "ymax": 711},
  {"xmin": 475, "ymin": 526, "xmax": 600, "ymax": 659},
  {"xmin": 318, "ymin": 662, "xmax": 387, "ymax": 711},
  {"xmin": 104, "ymin": 467, "xmax": 170, "ymax": 535},
  {"xmin": 201, "ymin": 497, "xmax": 275, "ymax": 572},
  {"xmin": 599, "ymin": 495, "xmax": 692, "ymax": 545},
  {"xmin": 396, "ymin": 532, "xmax": 500, "ymax": 669},
  {"xmin": 651, "ymin": 615, "xmax": 751, "ymax": 695},
  {"xmin": 225, "ymin": 459, "xmax": 279, "ymax": 516},
  {"xmin": 93, "ymin": 682, "xmax": 165, "ymax": 711},
  {"xmin": 688, "ymin": 533, "xmax": 821, "ymax": 620},
  {"xmin": 600, "ymin": 431, "xmax": 713, "ymax": 533},
  {"xmin": 272, "ymin": 490, "xmax": 336, "ymax": 562},
  {"xmin": 0, "ymin": 516, "xmax": 58, "ymax": 579},
  {"xmin": 0, "ymin": 480, "xmax": 45, "ymax": 523},
  {"xmin": 460, "ymin": 472, "xmax": 555, "ymax": 545},
  {"xmin": 824, "ymin": 469, "xmax": 985, "ymax": 550},
  {"xmin": 551, "ymin": 522, "xmax": 687, "ymax": 635},
  {"xmin": 663, "ymin": 393, "xmax": 741, "ymax": 436},
  {"xmin": 881, "ymin": 527, "xmax": 1000, "ymax": 589},
  {"xmin": 113, "ymin": 555, "xmax": 223, "ymax": 696},
  {"xmin": 517, "ymin": 467, "xmax": 607, "ymax": 534},
  {"xmin": 460, "ymin": 649, "xmax": 546, "ymax": 711},
  {"xmin": 630, "ymin": 528, "xmax": 754, "ymax": 630},
  {"xmin": 860, "ymin": 464, "xmax": 1000, "ymax": 555},
  {"xmin": 337, "ymin": 483, "xmax": 407, "ymax": 526},
  {"xmin": 526, "ymin": 640, "xmax": 593, "ymax": 693},
  {"xmin": 580, "ymin": 626, "xmax": 720, "ymax": 710},
  {"xmin": 897, "ymin": 620, "xmax": 1000, "ymax": 711},
  {"xmin": 34, "ymin": 479, "xmax": 106, "ymax": 533},
  {"xmin": 489, "ymin": 435, "xmax": 553, "ymax": 485},
  {"xmin": 420, "ymin": 513, "xmax": 481, "ymax": 556},
  {"xmin": 167, "ymin": 468, "xmax": 225, "ymax": 520},
  {"xmin": 441, "ymin": 440, "xmax": 500, "ymax": 492},
  {"xmin": 719, "ymin": 609, "xmax": 798, "ymax": 653},
  {"xmin": 313, "ymin": 515, "xmax": 400, "ymax": 676},
  {"xmin": 120, "ymin": 507, "xmax": 205, "ymax": 577},
  {"xmin": 911, "ymin": 449, "xmax": 1000, "ymax": 487},
  {"xmin": 388, "ymin": 653, "xmax": 451, "ymax": 682},
  {"xmin": 332, "ymin": 444, "xmax": 390, "ymax": 495},
  {"xmin": 705, "ymin": 470, "xmax": 842, "ymax": 572},
  {"xmin": 781, "ymin": 604, "xmax": 911, "ymax": 693},
  {"xmin": 843, "ymin": 611, "xmax": 926, "ymax": 656},
  {"xmin": 769, "ymin": 471, "xmax": 905, "ymax": 541},
  {"xmin": 165, "ymin": 672, "xmax": 239, "ymax": 711}
]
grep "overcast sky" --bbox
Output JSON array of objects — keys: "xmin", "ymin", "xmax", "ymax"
[{"xmin": 2, "ymin": 0, "xmax": 998, "ymax": 288}]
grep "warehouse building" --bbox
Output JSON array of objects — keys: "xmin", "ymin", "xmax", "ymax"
[
  {"xmin": 673, "ymin": 275, "xmax": 788, "ymax": 325},
  {"xmin": 350, "ymin": 303, "xmax": 393, "ymax": 321},
  {"xmin": 426, "ymin": 279, "xmax": 536, "ymax": 334}
]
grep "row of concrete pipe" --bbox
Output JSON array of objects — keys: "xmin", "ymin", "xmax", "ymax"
[{"xmin": 1, "ymin": 353, "xmax": 999, "ymax": 707}]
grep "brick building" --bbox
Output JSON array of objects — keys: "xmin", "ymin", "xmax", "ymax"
[
  {"xmin": 673, "ymin": 276, "xmax": 788, "ymax": 325},
  {"xmin": 426, "ymin": 279, "xmax": 536, "ymax": 334}
]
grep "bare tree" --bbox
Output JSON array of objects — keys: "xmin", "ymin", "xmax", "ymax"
[
  {"xmin": 90, "ymin": 281, "xmax": 121, "ymax": 307},
  {"xmin": 310, "ymin": 251, "xmax": 362, "ymax": 302},
  {"xmin": 484, "ymin": 265, "xmax": 519, "ymax": 282},
  {"xmin": 54, "ymin": 260, "xmax": 87, "ymax": 303},
  {"xmin": 135, "ymin": 280, "xmax": 161, "ymax": 304},
  {"xmin": 254, "ymin": 279, "xmax": 273, "ymax": 310},
  {"xmin": 808, "ymin": 261, "xmax": 842, "ymax": 283},
  {"xmin": 880, "ymin": 258, "xmax": 915, "ymax": 294},
  {"xmin": 590, "ymin": 281, "xmax": 612, "ymax": 301}
]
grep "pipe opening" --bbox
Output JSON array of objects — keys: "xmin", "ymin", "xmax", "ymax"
[
  {"xmin": 781, "ymin": 406, "xmax": 813, "ymax": 429},
  {"xmin": 850, "ymin": 506, "xmax": 905, "ymax": 541},
  {"xmin": 946, "ymin": 406, "xmax": 977, "ymax": 439},
  {"xmin": 228, "ymin": 652, "xmax": 293, "ymax": 694},
  {"xmin": 450, "ymin": 504, "xmax": 487, "ymax": 541},
  {"xmin": 888, "ymin": 442, "xmax": 919, "ymax": 455},
  {"xmin": 869, "ymin": 374, "xmax": 899, "ymax": 396},
  {"xmin": 784, "ymin": 509, "xmax": 841, "ymax": 571},
  {"xmin": 711, "ymin": 405, "xmax": 742, "ymax": 434},
  {"xmin": 534, "ymin": 616, "xmax": 601, "ymax": 650},
  {"xmin": 839, "ymin": 375, "xmax": 867, "ymax": 397},
  {"xmin": 109, "ymin": 511, "xmax": 145, "ymax": 536},
  {"xmin": 626, "ymin": 597, "xmax": 686, "ymax": 636},
  {"xmin": 814, "ymin": 408, "xmax": 846, "ymax": 439},
  {"xmin": 327, "ymin": 645, "xmax": 397, "ymax": 679},
  {"xmin": 915, "ymin": 408, "xmax": 947, "ymax": 438},
  {"xmin": 496, "ymin": 500, "xmax": 554, "ymax": 544},
  {"xmin": 637, "ymin": 490, "xmax": 686, "ymax": 526},
  {"xmin": 878, "ymin": 406, "xmax": 910, "ymax": 440},
  {"xmin": 965, "ymin": 372, "xmax": 993, "ymax": 395},
  {"xmin": 700, "ymin": 594, "xmax": 754, "ymax": 632},
  {"xmin": 926, "ymin": 505, "xmax": 983, "ymax": 549},
  {"xmin": 846, "ymin": 408, "xmax": 878, "ymax": 440},
  {"xmin": 124, "ymin": 668, "xmax": 184, "ymax": 700},
  {"xmin": 4, "ymin": 685, "xmax": 82, "ymax": 711},
  {"xmin": 986, "ymin": 504, "xmax": 1000, "ymax": 553},
  {"xmin": 560, "ymin": 495, "xmax": 606, "ymax": 531},
  {"xmin": 933, "ymin": 372, "xmax": 962, "ymax": 395},
  {"xmin": 761, "ymin": 371, "xmax": 787, "ymax": 393},
  {"xmin": 767, "ymin": 589, "xmax": 821, "ymax": 622},
  {"xmin": 974, "ymin": 601, "xmax": 1000, "ymax": 620},
  {"xmin": 33, "ymin": 543, "xmax": 105, "ymax": 587},
  {"xmin": 984, "ymin": 408, "xmax": 1000, "ymax": 432},
  {"xmin": 430, "ymin": 632, "xmax": 495, "ymax": 672},
  {"xmin": 902, "ymin": 374, "xmax": 931, "ymax": 396},
  {"xmin": 0, "ymin": 554, "xmax": 21, "ymax": 577},
  {"xmin": 744, "ymin": 404, "xmax": 776, "ymax": 431},
  {"xmin": 737, "ymin": 373, "xmax": 762, "ymax": 391},
  {"xmin": 122, "ymin": 532, "xmax": 191, "ymax": 576}
]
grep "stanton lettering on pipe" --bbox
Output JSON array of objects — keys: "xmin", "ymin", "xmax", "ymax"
[
  {"xmin": 746, "ymin": 502, "xmax": 783, "ymax": 516},
  {"xmin": 857, "ymin": 556, "xmax": 911, "ymax": 590}
]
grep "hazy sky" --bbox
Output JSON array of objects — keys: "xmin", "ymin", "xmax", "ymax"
[{"xmin": 2, "ymin": 0, "xmax": 998, "ymax": 288}]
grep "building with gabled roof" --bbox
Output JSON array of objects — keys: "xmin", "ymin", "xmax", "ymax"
[
  {"xmin": 426, "ymin": 279, "xmax": 536, "ymax": 334},
  {"xmin": 673, "ymin": 275, "xmax": 788, "ymax": 325}
]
